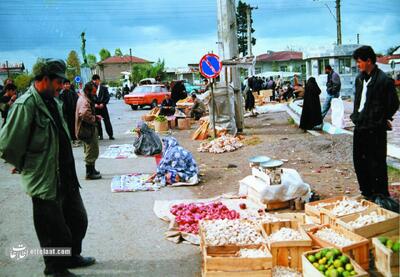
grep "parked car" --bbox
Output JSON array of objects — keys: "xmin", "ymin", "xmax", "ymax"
[
  {"xmin": 182, "ymin": 80, "xmax": 205, "ymax": 94},
  {"xmin": 124, "ymin": 84, "xmax": 170, "ymax": 110}
]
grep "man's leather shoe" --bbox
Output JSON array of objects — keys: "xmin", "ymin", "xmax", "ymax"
[
  {"xmin": 45, "ymin": 269, "xmax": 79, "ymax": 277},
  {"xmin": 66, "ymin": 255, "xmax": 96, "ymax": 269},
  {"xmin": 99, "ymin": 136, "xmax": 103, "ymax": 140},
  {"xmin": 109, "ymin": 136, "xmax": 115, "ymax": 140}
]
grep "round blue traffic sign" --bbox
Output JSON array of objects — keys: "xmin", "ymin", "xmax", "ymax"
[
  {"xmin": 199, "ymin": 54, "xmax": 222, "ymax": 79},
  {"xmin": 74, "ymin": 76, "xmax": 81, "ymax": 83}
]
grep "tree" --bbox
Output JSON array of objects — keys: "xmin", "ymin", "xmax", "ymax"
[
  {"xmin": 99, "ymin": 48, "xmax": 111, "ymax": 61},
  {"xmin": 236, "ymin": 0, "xmax": 256, "ymax": 57},
  {"xmin": 114, "ymin": 48, "xmax": 123, "ymax": 57},
  {"xmin": 66, "ymin": 50, "xmax": 81, "ymax": 82},
  {"xmin": 130, "ymin": 59, "xmax": 166, "ymax": 83},
  {"xmin": 14, "ymin": 73, "xmax": 32, "ymax": 92},
  {"xmin": 87, "ymin": 54, "xmax": 97, "ymax": 68}
]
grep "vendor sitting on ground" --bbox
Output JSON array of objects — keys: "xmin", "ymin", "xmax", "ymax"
[
  {"xmin": 159, "ymin": 94, "xmax": 175, "ymax": 116},
  {"xmin": 189, "ymin": 94, "xmax": 205, "ymax": 120},
  {"xmin": 147, "ymin": 137, "xmax": 198, "ymax": 185},
  {"xmin": 133, "ymin": 121, "xmax": 162, "ymax": 156}
]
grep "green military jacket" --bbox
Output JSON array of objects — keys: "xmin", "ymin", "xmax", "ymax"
[{"xmin": 0, "ymin": 85, "xmax": 70, "ymax": 200}]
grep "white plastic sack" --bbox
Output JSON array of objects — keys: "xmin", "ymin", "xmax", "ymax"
[
  {"xmin": 239, "ymin": 168, "xmax": 311, "ymax": 202},
  {"xmin": 331, "ymin": 98, "xmax": 345, "ymax": 129}
]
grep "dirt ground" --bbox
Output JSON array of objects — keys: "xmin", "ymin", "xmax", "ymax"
[{"xmin": 173, "ymin": 111, "xmax": 400, "ymax": 201}]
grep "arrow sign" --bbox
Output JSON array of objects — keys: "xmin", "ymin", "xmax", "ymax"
[{"xmin": 199, "ymin": 54, "xmax": 222, "ymax": 79}]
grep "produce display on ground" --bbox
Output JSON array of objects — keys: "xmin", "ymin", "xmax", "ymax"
[
  {"xmin": 238, "ymin": 248, "xmax": 270, "ymax": 258},
  {"xmin": 100, "ymin": 144, "xmax": 137, "ymax": 159},
  {"xmin": 272, "ymin": 266, "xmax": 302, "ymax": 277},
  {"xmin": 267, "ymin": 227, "xmax": 303, "ymax": 242},
  {"xmin": 201, "ymin": 219, "xmax": 265, "ymax": 246},
  {"xmin": 347, "ymin": 211, "xmax": 386, "ymax": 228},
  {"xmin": 170, "ymin": 202, "xmax": 240, "ymax": 234},
  {"xmin": 329, "ymin": 199, "xmax": 368, "ymax": 217},
  {"xmin": 377, "ymin": 236, "xmax": 400, "ymax": 253},
  {"xmin": 314, "ymin": 227, "xmax": 355, "ymax": 247},
  {"xmin": 198, "ymin": 134, "xmax": 243, "ymax": 153},
  {"xmin": 110, "ymin": 174, "xmax": 158, "ymax": 192},
  {"xmin": 305, "ymin": 248, "xmax": 360, "ymax": 277}
]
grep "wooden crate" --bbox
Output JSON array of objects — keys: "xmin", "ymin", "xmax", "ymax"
[
  {"xmin": 202, "ymin": 245, "xmax": 272, "ymax": 272},
  {"xmin": 320, "ymin": 199, "xmax": 378, "ymax": 225},
  {"xmin": 372, "ymin": 236, "xmax": 399, "ymax": 277},
  {"xmin": 307, "ymin": 224, "xmax": 370, "ymax": 270},
  {"xmin": 199, "ymin": 220, "xmax": 265, "ymax": 255},
  {"xmin": 201, "ymin": 268, "xmax": 271, "ymax": 277},
  {"xmin": 274, "ymin": 212, "xmax": 306, "ymax": 224},
  {"xmin": 305, "ymin": 196, "xmax": 348, "ymax": 221},
  {"xmin": 335, "ymin": 207, "xmax": 399, "ymax": 242},
  {"xmin": 262, "ymin": 221, "xmax": 312, "ymax": 271},
  {"xmin": 301, "ymin": 248, "xmax": 368, "ymax": 277}
]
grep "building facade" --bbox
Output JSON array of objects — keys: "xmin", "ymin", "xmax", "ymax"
[
  {"xmin": 255, "ymin": 51, "xmax": 305, "ymax": 76},
  {"xmin": 0, "ymin": 62, "xmax": 25, "ymax": 84},
  {"xmin": 94, "ymin": 55, "xmax": 152, "ymax": 82},
  {"xmin": 304, "ymin": 44, "xmax": 361, "ymax": 98}
]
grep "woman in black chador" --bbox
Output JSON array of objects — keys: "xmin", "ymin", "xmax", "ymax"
[{"xmin": 300, "ymin": 77, "xmax": 323, "ymax": 130}]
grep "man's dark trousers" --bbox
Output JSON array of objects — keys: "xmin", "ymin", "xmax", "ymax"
[
  {"xmin": 96, "ymin": 106, "xmax": 113, "ymax": 138},
  {"xmin": 32, "ymin": 188, "xmax": 88, "ymax": 272},
  {"xmin": 353, "ymin": 127, "xmax": 389, "ymax": 197}
]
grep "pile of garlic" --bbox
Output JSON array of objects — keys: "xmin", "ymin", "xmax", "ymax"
[
  {"xmin": 315, "ymin": 227, "xmax": 355, "ymax": 247},
  {"xmin": 314, "ymin": 201, "xmax": 338, "ymax": 210},
  {"xmin": 348, "ymin": 211, "xmax": 386, "ymax": 228},
  {"xmin": 198, "ymin": 135, "xmax": 243, "ymax": 154},
  {"xmin": 330, "ymin": 199, "xmax": 367, "ymax": 217},
  {"xmin": 272, "ymin": 266, "xmax": 302, "ymax": 277},
  {"xmin": 239, "ymin": 248, "xmax": 269, "ymax": 258},
  {"xmin": 268, "ymin": 228, "xmax": 303, "ymax": 242},
  {"xmin": 242, "ymin": 211, "xmax": 282, "ymax": 224},
  {"xmin": 202, "ymin": 219, "xmax": 264, "ymax": 246}
]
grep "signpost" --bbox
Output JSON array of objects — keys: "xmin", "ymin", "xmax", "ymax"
[{"xmin": 199, "ymin": 54, "xmax": 222, "ymax": 138}]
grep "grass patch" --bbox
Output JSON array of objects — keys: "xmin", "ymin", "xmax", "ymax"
[
  {"xmin": 287, "ymin": 117, "xmax": 295, "ymax": 125},
  {"xmin": 388, "ymin": 165, "xmax": 400, "ymax": 183}
]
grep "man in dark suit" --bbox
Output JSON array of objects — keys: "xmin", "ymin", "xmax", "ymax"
[{"xmin": 91, "ymin": 74, "xmax": 114, "ymax": 140}]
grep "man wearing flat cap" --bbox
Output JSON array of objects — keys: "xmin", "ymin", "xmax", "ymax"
[{"xmin": 0, "ymin": 59, "xmax": 95, "ymax": 277}]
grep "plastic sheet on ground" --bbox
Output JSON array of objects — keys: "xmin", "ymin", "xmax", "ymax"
[
  {"xmin": 239, "ymin": 168, "xmax": 311, "ymax": 203},
  {"xmin": 255, "ymin": 103, "xmax": 287, "ymax": 114},
  {"xmin": 100, "ymin": 144, "xmax": 137, "ymax": 159},
  {"xmin": 111, "ymin": 173, "xmax": 161, "ymax": 192},
  {"xmin": 153, "ymin": 195, "xmax": 265, "ymax": 245}
]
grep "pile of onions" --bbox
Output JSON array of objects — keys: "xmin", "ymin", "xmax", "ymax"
[{"xmin": 170, "ymin": 202, "xmax": 240, "ymax": 234}]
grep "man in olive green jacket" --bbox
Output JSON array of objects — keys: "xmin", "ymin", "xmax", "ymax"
[{"xmin": 0, "ymin": 59, "xmax": 95, "ymax": 277}]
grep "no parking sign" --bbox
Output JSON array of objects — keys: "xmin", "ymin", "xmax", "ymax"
[{"xmin": 199, "ymin": 53, "xmax": 222, "ymax": 79}]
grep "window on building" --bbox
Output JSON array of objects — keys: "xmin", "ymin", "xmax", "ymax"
[
  {"xmin": 280, "ymin": 65, "xmax": 288, "ymax": 72},
  {"xmin": 255, "ymin": 67, "xmax": 261, "ymax": 74},
  {"xmin": 318, "ymin": 59, "xmax": 330, "ymax": 75},
  {"xmin": 301, "ymin": 64, "xmax": 306, "ymax": 75},
  {"xmin": 338, "ymin": 57, "xmax": 352, "ymax": 74}
]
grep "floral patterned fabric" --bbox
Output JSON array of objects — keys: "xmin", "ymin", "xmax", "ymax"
[{"xmin": 156, "ymin": 137, "xmax": 198, "ymax": 185}]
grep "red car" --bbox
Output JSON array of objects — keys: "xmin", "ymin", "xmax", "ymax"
[{"xmin": 124, "ymin": 84, "xmax": 171, "ymax": 110}]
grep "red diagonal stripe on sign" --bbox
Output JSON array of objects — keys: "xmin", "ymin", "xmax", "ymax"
[{"xmin": 204, "ymin": 57, "xmax": 217, "ymax": 74}]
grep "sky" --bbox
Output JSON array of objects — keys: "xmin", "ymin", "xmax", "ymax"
[{"xmin": 0, "ymin": 0, "xmax": 399, "ymax": 71}]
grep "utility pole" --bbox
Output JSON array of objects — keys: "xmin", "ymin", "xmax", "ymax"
[
  {"xmin": 357, "ymin": 33, "xmax": 360, "ymax": 44},
  {"xmin": 5, "ymin": 60, "xmax": 9, "ymax": 78},
  {"xmin": 336, "ymin": 0, "xmax": 342, "ymax": 45},
  {"xmin": 246, "ymin": 6, "xmax": 252, "ymax": 57}
]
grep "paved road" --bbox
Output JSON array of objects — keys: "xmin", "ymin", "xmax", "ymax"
[{"xmin": 0, "ymin": 99, "xmax": 201, "ymax": 277}]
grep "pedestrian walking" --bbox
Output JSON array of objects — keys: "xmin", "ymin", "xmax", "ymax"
[
  {"xmin": 92, "ymin": 74, "xmax": 114, "ymax": 140},
  {"xmin": 0, "ymin": 59, "xmax": 95, "ymax": 277},
  {"xmin": 59, "ymin": 79, "xmax": 79, "ymax": 144},
  {"xmin": 76, "ymin": 82, "xmax": 102, "ymax": 180},
  {"xmin": 299, "ymin": 77, "xmax": 323, "ymax": 130},
  {"xmin": 351, "ymin": 46, "xmax": 399, "ymax": 209},
  {"xmin": 321, "ymin": 65, "xmax": 341, "ymax": 119},
  {"xmin": 0, "ymin": 83, "xmax": 17, "ymax": 126},
  {"xmin": 244, "ymin": 76, "xmax": 255, "ymax": 115}
]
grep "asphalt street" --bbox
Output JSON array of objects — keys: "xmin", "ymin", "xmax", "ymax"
[{"xmin": 0, "ymin": 99, "xmax": 201, "ymax": 277}]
